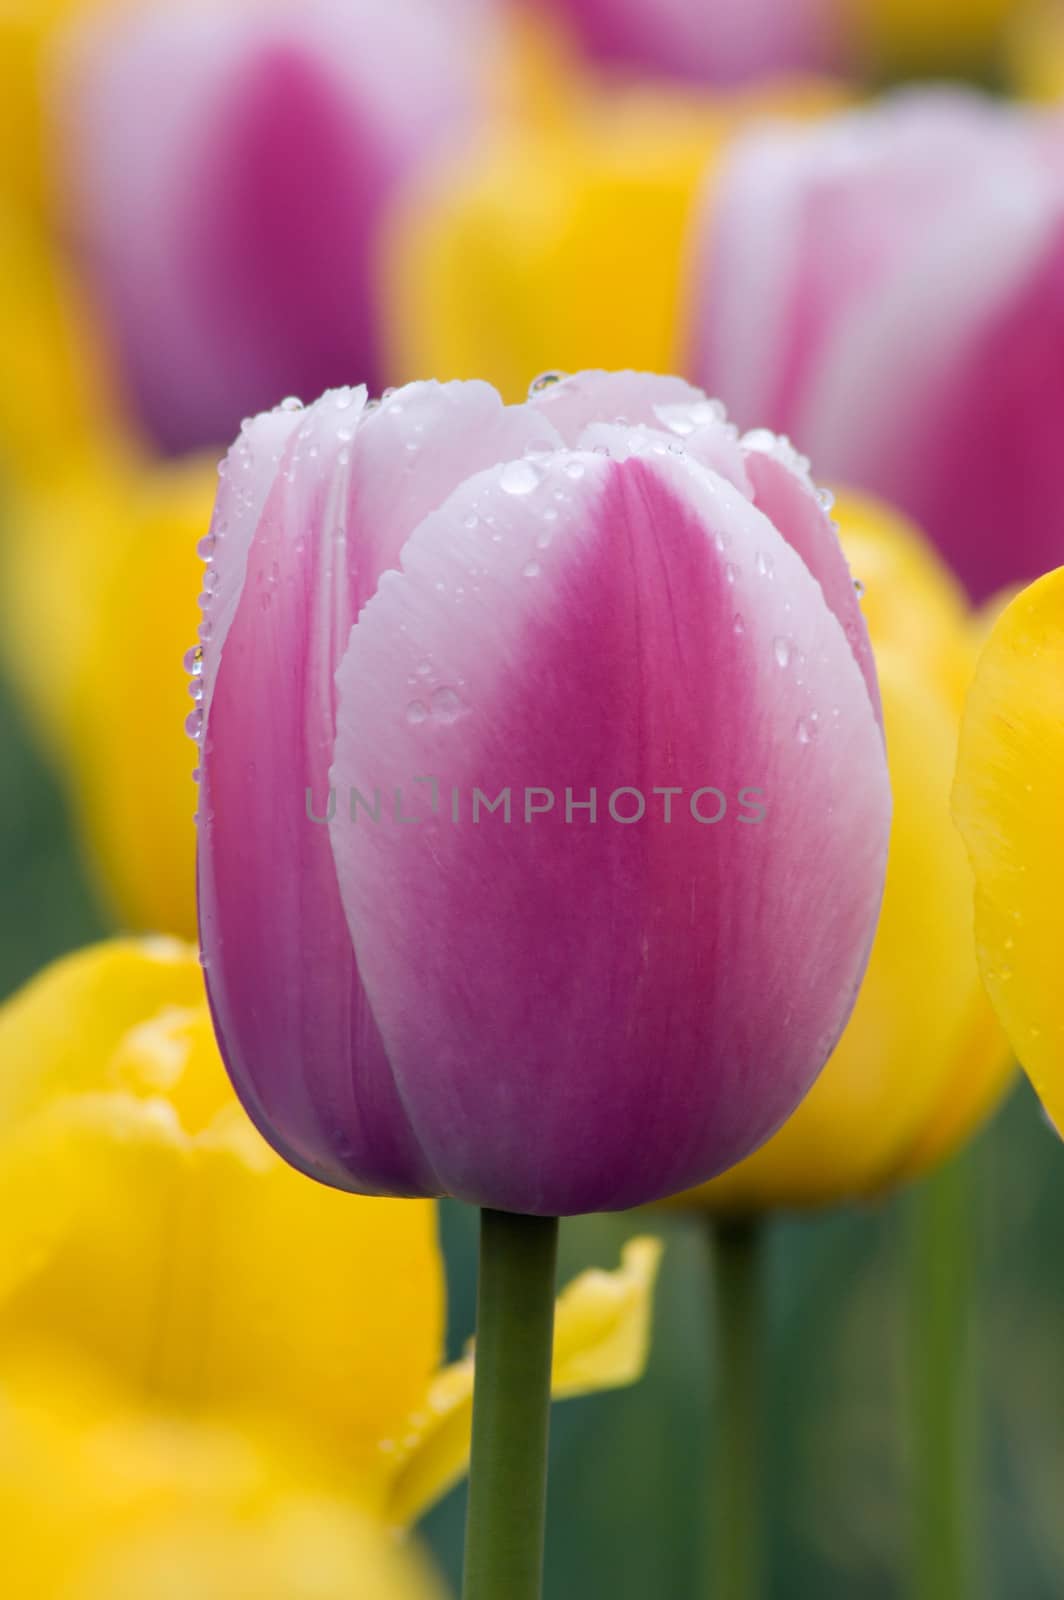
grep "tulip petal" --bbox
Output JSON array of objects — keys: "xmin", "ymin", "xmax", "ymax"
[
  {"xmin": 952, "ymin": 567, "xmax": 1064, "ymax": 1129},
  {"xmin": 693, "ymin": 93, "xmax": 1064, "ymax": 601},
  {"xmin": 199, "ymin": 383, "xmax": 562, "ymax": 1194},
  {"xmin": 0, "ymin": 938, "xmax": 446, "ymax": 1511},
  {"xmin": 331, "ymin": 447, "xmax": 890, "ymax": 1212},
  {"xmin": 741, "ymin": 445, "xmax": 882, "ymax": 724},
  {"xmin": 0, "ymin": 938, "xmax": 201, "ymax": 1129},
  {"xmin": 383, "ymin": 1236, "xmax": 663, "ymax": 1528},
  {"xmin": 536, "ymin": 369, "xmax": 754, "ymax": 494},
  {"xmin": 0, "ymin": 1097, "xmax": 443, "ymax": 1507}
]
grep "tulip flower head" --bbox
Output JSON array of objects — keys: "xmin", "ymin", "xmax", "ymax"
[
  {"xmin": 52, "ymin": 0, "xmax": 489, "ymax": 454},
  {"xmin": 195, "ymin": 371, "xmax": 891, "ymax": 1215},
  {"xmin": 688, "ymin": 89, "xmax": 1064, "ymax": 601}
]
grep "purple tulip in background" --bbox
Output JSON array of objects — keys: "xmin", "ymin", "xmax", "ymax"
[
  {"xmin": 688, "ymin": 91, "xmax": 1064, "ymax": 602},
  {"xmin": 53, "ymin": 0, "xmax": 487, "ymax": 456},
  {"xmin": 543, "ymin": 0, "xmax": 839, "ymax": 86},
  {"xmin": 193, "ymin": 371, "xmax": 891, "ymax": 1215}
]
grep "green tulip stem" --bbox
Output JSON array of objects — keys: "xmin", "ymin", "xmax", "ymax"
[
  {"xmin": 711, "ymin": 1216, "xmax": 764, "ymax": 1600},
  {"xmin": 462, "ymin": 1208, "xmax": 559, "ymax": 1600},
  {"xmin": 908, "ymin": 1152, "xmax": 978, "ymax": 1600}
]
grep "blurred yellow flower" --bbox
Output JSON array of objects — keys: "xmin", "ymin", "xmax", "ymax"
[
  {"xmin": 0, "ymin": 448, "xmax": 211, "ymax": 937},
  {"xmin": 952, "ymin": 566, "xmax": 1064, "ymax": 1136},
  {"xmin": 1, "ymin": 1361, "xmax": 446, "ymax": 1600},
  {"xmin": 679, "ymin": 493, "xmax": 1014, "ymax": 1212},
  {"xmin": 843, "ymin": 0, "xmax": 1025, "ymax": 77},
  {"xmin": 0, "ymin": 938, "xmax": 662, "ymax": 1527},
  {"xmin": 1003, "ymin": 0, "xmax": 1064, "ymax": 99},
  {"xmin": 384, "ymin": 23, "xmax": 846, "ymax": 404}
]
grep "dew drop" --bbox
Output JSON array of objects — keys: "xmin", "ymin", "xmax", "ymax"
[
  {"xmin": 816, "ymin": 487, "xmax": 835, "ymax": 511},
  {"xmin": 334, "ymin": 388, "xmax": 355, "ymax": 411},
  {"xmin": 732, "ymin": 613, "xmax": 745, "ymax": 635},
  {"xmin": 406, "ymin": 701, "xmax": 429, "ymax": 725},
  {"xmin": 431, "ymin": 687, "xmax": 464, "ymax": 723},
  {"xmin": 773, "ymin": 636, "xmax": 791, "ymax": 668},
  {"xmin": 796, "ymin": 713, "xmax": 819, "ymax": 745},
  {"xmin": 529, "ymin": 370, "xmax": 567, "ymax": 395},
  {"xmin": 853, "ymin": 578, "xmax": 866, "ymax": 599},
  {"xmin": 724, "ymin": 563, "xmax": 738, "ymax": 585},
  {"xmin": 500, "ymin": 460, "xmax": 542, "ymax": 496},
  {"xmin": 197, "ymin": 533, "xmax": 216, "ymax": 560},
  {"xmin": 523, "ymin": 560, "xmax": 541, "ymax": 579},
  {"xmin": 185, "ymin": 709, "xmax": 203, "ymax": 741},
  {"xmin": 184, "ymin": 645, "xmax": 204, "ymax": 676},
  {"xmin": 564, "ymin": 460, "xmax": 585, "ymax": 480},
  {"xmin": 280, "ymin": 396, "xmax": 303, "ymax": 412}
]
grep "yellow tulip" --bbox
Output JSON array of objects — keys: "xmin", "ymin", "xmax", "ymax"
[
  {"xmin": 0, "ymin": 448, "xmax": 212, "ymax": 936},
  {"xmin": 384, "ymin": 23, "xmax": 846, "ymax": 404},
  {"xmin": 1, "ymin": 1359, "xmax": 445, "ymax": 1600},
  {"xmin": 952, "ymin": 566, "xmax": 1064, "ymax": 1135},
  {"xmin": 0, "ymin": 938, "xmax": 662, "ymax": 1526},
  {"xmin": 681, "ymin": 494, "xmax": 1013, "ymax": 1212}
]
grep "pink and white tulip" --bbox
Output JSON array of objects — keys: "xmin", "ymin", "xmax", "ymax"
[
  {"xmin": 688, "ymin": 90, "xmax": 1064, "ymax": 602},
  {"xmin": 194, "ymin": 371, "xmax": 891, "ymax": 1215},
  {"xmin": 53, "ymin": 0, "xmax": 487, "ymax": 455},
  {"xmin": 543, "ymin": 0, "xmax": 839, "ymax": 86}
]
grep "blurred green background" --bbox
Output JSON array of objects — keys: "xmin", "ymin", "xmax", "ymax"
[{"xmin": 3, "ymin": 661, "xmax": 1062, "ymax": 1599}]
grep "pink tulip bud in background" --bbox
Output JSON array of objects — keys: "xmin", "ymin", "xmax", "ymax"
[
  {"xmin": 53, "ymin": 0, "xmax": 487, "ymax": 456},
  {"xmin": 688, "ymin": 91, "xmax": 1064, "ymax": 602},
  {"xmin": 193, "ymin": 371, "xmax": 890, "ymax": 1215},
  {"xmin": 541, "ymin": 0, "xmax": 839, "ymax": 86}
]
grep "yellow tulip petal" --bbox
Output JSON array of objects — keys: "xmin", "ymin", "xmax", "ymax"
[
  {"xmin": 952, "ymin": 566, "xmax": 1064, "ymax": 1129},
  {"xmin": 832, "ymin": 490, "xmax": 973, "ymax": 705},
  {"xmin": 0, "ymin": 941, "xmax": 445, "ymax": 1511},
  {"xmin": 384, "ymin": 1237, "xmax": 662, "ymax": 1528},
  {"xmin": 0, "ymin": 936, "xmax": 202, "ymax": 1127},
  {"xmin": 549, "ymin": 1235, "xmax": 664, "ymax": 1399},
  {"xmin": 0, "ymin": 1360, "xmax": 445, "ymax": 1600},
  {"xmin": 1, "ymin": 454, "xmax": 214, "ymax": 936}
]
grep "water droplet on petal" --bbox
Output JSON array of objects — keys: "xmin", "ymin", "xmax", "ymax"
[
  {"xmin": 564, "ymin": 460, "xmax": 585, "ymax": 480},
  {"xmin": 522, "ymin": 560, "xmax": 542, "ymax": 579},
  {"xmin": 816, "ymin": 487, "xmax": 835, "ymax": 511},
  {"xmin": 853, "ymin": 578, "xmax": 866, "ymax": 599},
  {"xmin": 732, "ymin": 613, "xmax": 745, "ymax": 635},
  {"xmin": 796, "ymin": 714, "xmax": 819, "ymax": 744},
  {"xmin": 431, "ymin": 687, "xmax": 465, "ymax": 722},
  {"xmin": 500, "ymin": 460, "xmax": 541, "ymax": 496},
  {"xmin": 406, "ymin": 701, "xmax": 429, "ymax": 725},
  {"xmin": 185, "ymin": 709, "xmax": 203, "ymax": 741},
  {"xmin": 184, "ymin": 645, "xmax": 204, "ymax": 676},
  {"xmin": 773, "ymin": 636, "xmax": 791, "ymax": 668},
  {"xmin": 280, "ymin": 396, "xmax": 303, "ymax": 412},
  {"xmin": 529, "ymin": 370, "xmax": 567, "ymax": 395}
]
